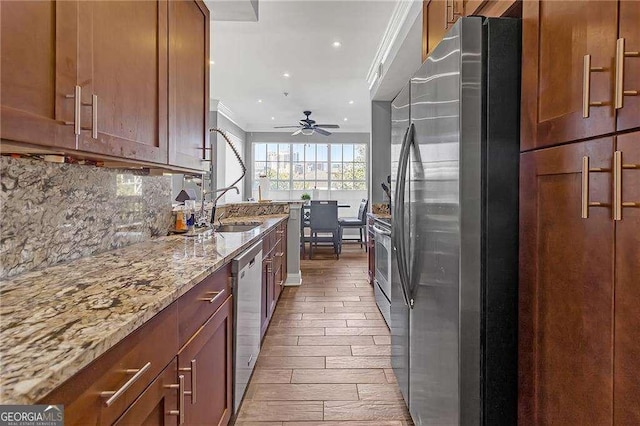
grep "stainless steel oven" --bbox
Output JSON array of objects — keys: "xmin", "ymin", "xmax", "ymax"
[{"xmin": 373, "ymin": 217, "xmax": 392, "ymax": 327}]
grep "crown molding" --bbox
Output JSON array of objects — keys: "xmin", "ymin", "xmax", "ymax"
[
  {"xmin": 210, "ymin": 99, "xmax": 248, "ymax": 131},
  {"xmin": 366, "ymin": 0, "xmax": 420, "ymax": 91}
]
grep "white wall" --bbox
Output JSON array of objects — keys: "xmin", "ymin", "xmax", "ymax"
[{"xmin": 214, "ymin": 113, "xmax": 247, "ymax": 203}]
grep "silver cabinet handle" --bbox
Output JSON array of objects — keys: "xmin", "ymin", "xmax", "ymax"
[
  {"xmin": 166, "ymin": 374, "xmax": 185, "ymax": 425},
  {"xmin": 100, "ymin": 361, "xmax": 151, "ymax": 407},
  {"xmin": 179, "ymin": 359, "xmax": 197, "ymax": 404},
  {"xmin": 615, "ymin": 38, "xmax": 639, "ymax": 109},
  {"xmin": 582, "ymin": 54, "xmax": 607, "ymax": 118},
  {"xmin": 613, "ymin": 150, "xmax": 640, "ymax": 221},
  {"xmin": 199, "ymin": 288, "xmax": 225, "ymax": 304},
  {"xmin": 581, "ymin": 156, "xmax": 610, "ymax": 219},
  {"xmin": 81, "ymin": 94, "xmax": 98, "ymax": 139},
  {"xmin": 64, "ymin": 85, "xmax": 82, "ymax": 135}
]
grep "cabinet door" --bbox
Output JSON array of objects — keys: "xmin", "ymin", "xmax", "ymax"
[
  {"xmin": 425, "ymin": 0, "xmax": 446, "ymax": 59},
  {"xmin": 521, "ymin": 1, "xmax": 618, "ymax": 150},
  {"xmin": 519, "ymin": 138, "xmax": 614, "ymax": 425},
  {"xmin": 178, "ymin": 296, "xmax": 233, "ymax": 426},
  {"xmin": 168, "ymin": 0, "xmax": 210, "ymax": 170},
  {"xmin": 614, "ymin": 131, "xmax": 640, "ymax": 423},
  {"xmin": 114, "ymin": 359, "xmax": 179, "ymax": 426},
  {"xmin": 76, "ymin": 0, "xmax": 168, "ymax": 163},
  {"xmin": 616, "ymin": 1, "xmax": 640, "ymax": 131},
  {"xmin": 0, "ymin": 1, "xmax": 77, "ymax": 150}
]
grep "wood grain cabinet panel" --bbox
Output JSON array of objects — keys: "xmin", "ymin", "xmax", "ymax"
[
  {"xmin": 39, "ymin": 304, "xmax": 178, "ymax": 426},
  {"xmin": 178, "ymin": 296, "xmax": 233, "ymax": 426},
  {"xmin": 168, "ymin": 0, "xmax": 210, "ymax": 170},
  {"xmin": 0, "ymin": 1, "xmax": 77, "ymax": 150},
  {"xmin": 521, "ymin": 0, "xmax": 618, "ymax": 150},
  {"xmin": 76, "ymin": 0, "xmax": 169, "ymax": 163},
  {"xmin": 614, "ymin": 131, "xmax": 640, "ymax": 424},
  {"xmin": 519, "ymin": 137, "xmax": 615, "ymax": 425},
  {"xmin": 113, "ymin": 359, "xmax": 179, "ymax": 426},
  {"xmin": 424, "ymin": 0, "xmax": 462, "ymax": 61},
  {"xmin": 616, "ymin": 1, "xmax": 640, "ymax": 132}
]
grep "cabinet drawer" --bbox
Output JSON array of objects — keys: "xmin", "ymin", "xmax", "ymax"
[
  {"xmin": 178, "ymin": 263, "xmax": 231, "ymax": 347},
  {"xmin": 262, "ymin": 229, "xmax": 276, "ymax": 256},
  {"xmin": 40, "ymin": 303, "xmax": 178, "ymax": 426}
]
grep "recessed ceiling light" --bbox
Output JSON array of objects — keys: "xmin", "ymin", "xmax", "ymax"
[
  {"xmin": 209, "ymin": 60, "xmax": 215, "ymax": 65},
  {"xmin": 283, "ymin": 72, "xmax": 290, "ymax": 78},
  {"xmin": 258, "ymin": 99, "xmax": 263, "ymax": 103},
  {"xmin": 271, "ymin": 117, "xmax": 275, "ymax": 120},
  {"xmin": 332, "ymin": 41, "xmax": 342, "ymax": 48},
  {"xmin": 343, "ymin": 117, "xmax": 348, "ymax": 122},
  {"xmin": 348, "ymin": 100, "xmax": 354, "ymax": 104}
]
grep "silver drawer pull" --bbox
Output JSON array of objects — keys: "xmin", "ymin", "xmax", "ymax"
[
  {"xmin": 199, "ymin": 288, "xmax": 225, "ymax": 304},
  {"xmin": 179, "ymin": 359, "xmax": 197, "ymax": 404},
  {"xmin": 101, "ymin": 361, "xmax": 151, "ymax": 407},
  {"xmin": 275, "ymin": 252, "xmax": 284, "ymax": 258},
  {"xmin": 166, "ymin": 374, "xmax": 185, "ymax": 424}
]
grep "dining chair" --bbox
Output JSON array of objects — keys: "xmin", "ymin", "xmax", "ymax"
[
  {"xmin": 309, "ymin": 200, "xmax": 341, "ymax": 259},
  {"xmin": 338, "ymin": 198, "xmax": 369, "ymax": 251}
]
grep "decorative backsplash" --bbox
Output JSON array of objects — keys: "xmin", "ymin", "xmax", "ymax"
[{"xmin": 0, "ymin": 156, "xmax": 173, "ymax": 278}]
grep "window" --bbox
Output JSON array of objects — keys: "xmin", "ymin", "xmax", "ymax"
[{"xmin": 252, "ymin": 143, "xmax": 367, "ymax": 192}]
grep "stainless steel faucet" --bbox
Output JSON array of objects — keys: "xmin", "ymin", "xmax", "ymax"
[{"xmin": 207, "ymin": 128, "xmax": 247, "ymax": 227}]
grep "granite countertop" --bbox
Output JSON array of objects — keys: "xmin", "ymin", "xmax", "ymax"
[
  {"xmin": 0, "ymin": 214, "xmax": 288, "ymax": 404},
  {"xmin": 367, "ymin": 212, "xmax": 391, "ymax": 219}
]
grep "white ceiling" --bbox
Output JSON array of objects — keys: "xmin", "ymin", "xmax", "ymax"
[{"xmin": 210, "ymin": 0, "xmax": 397, "ymax": 133}]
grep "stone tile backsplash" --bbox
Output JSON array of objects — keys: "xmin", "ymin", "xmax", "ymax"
[{"xmin": 0, "ymin": 156, "xmax": 173, "ymax": 278}]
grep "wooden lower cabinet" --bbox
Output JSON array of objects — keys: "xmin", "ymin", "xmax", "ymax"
[
  {"xmin": 39, "ymin": 266, "xmax": 234, "ymax": 426},
  {"xmin": 519, "ymin": 137, "xmax": 615, "ymax": 425},
  {"xmin": 261, "ymin": 221, "xmax": 289, "ymax": 338},
  {"xmin": 614, "ymin": 131, "xmax": 640, "ymax": 423},
  {"xmin": 114, "ymin": 359, "xmax": 179, "ymax": 426},
  {"xmin": 179, "ymin": 296, "xmax": 233, "ymax": 426}
]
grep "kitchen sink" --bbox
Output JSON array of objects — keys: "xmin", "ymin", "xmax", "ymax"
[{"xmin": 214, "ymin": 223, "xmax": 260, "ymax": 233}]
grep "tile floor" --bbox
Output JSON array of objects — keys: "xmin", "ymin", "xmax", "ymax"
[{"xmin": 235, "ymin": 245, "xmax": 413, "ymax": 425}]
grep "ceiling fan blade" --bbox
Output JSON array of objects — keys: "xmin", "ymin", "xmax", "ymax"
[
  {"xmin": 292, "ymin": 129, "xmax": 303, "ymax": 136},
  {"xmin": 274, "ymin": 126, "xmax": 302, "ymax": 129},
  {"xmin": 314, "ymin": 124, "xmax": 340, "ymax": 129},
  {"xmin": 313, "ymin": 127, "xmax": 331, "ymax": 136}
]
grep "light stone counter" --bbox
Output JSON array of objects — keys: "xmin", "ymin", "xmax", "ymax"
[{"xmin": 0, "ymin": 215, "xmax": 288, "ymax": 404}]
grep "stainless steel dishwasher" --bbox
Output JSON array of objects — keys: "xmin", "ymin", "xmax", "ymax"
[{"xmin": 231, "ymin": 241, "xmax": 263, "ymax": 414}]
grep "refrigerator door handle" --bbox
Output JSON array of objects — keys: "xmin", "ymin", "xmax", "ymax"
[{"xmin": 393, "ymin": 124, "xmax": 414, "ymax": 307}]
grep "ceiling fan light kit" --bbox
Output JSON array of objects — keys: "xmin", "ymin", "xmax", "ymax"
[{"xmin": 273, "ymin": 110, "xmax": 340, "ymax": 136}]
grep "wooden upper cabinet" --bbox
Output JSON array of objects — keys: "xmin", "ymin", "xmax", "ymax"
[
  {"xmin": 178, "ymin": 296, "xmax": 233, "ymax": 426},
  {"xmin": 521, "ymin": 0, "xmax": 618, "ymax": 150},
  {"xmin": 519, "ymin": 138, "xmax": 614, "ymax": 424},
  {"xmin": 168, "ymin": 0, "xmax": 210, "ymax": 171},
  {"xmin": 614, "ymin": 131, "xmax": 640, "ymax": 424},
  {"xmin": 76, "ymin": 0, "xmax": 168, "ymax": 163},
  {"xmin": 616, "ymin": 1, "xmax": 640, "ymax": 132},
  {"xmin": 0, "ymin": 1, "xmax": 77, "ymax": 150},
  {"xmin": 422, "ymin": 0, "xmax": 463, "ymax": 62}
]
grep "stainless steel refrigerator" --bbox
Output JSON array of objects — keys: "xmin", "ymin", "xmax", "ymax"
[{"xmin": 390, "ymin": 17, "xmax": 520, "ymax": 426}]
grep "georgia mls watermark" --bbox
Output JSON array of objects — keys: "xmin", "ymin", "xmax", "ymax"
[{"xmin": 0, "ymin": 405, "xmax": 63, "ymax": 426}]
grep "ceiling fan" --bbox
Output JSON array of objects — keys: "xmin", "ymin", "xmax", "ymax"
[{"xmin": 274, "ymin": 110, "xmax": 340, "ymax": 136}]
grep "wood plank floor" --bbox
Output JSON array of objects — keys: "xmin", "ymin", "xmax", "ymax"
[{"xmin": 235, "ymin": 245, "xmax": 413, "ymax": 426}]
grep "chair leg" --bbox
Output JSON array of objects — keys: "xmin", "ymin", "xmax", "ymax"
[
  {"xmin": 310, "ymin": 232, "xmax": 314, "ymax": 259},
  {"xmin": 359, "ymin": 228, "xmax": 363, "ymax": 249},
  {"xmin": 363, "ymin": 226, "xmax": 368, "ymax": 252}
]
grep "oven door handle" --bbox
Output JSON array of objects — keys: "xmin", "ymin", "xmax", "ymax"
[{"xmin": 372, "ymin": 225, "xmax": 391, "ymax": 237}]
